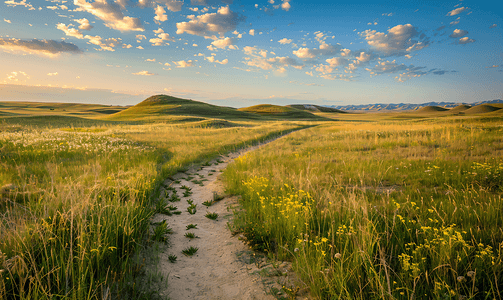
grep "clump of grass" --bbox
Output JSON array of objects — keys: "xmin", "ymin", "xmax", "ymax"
[
  {"xmin": 153, "ymin": 220, "xmax": 172, "ymax": 242},
  {"xmin": 186, "ymin": 224, "xmax": 197, "ymax": 230},
  {"xmin": 186, "ymin": 176, "xmax": 194, "ymax": 181},
  {"xmin": 182, "ymin": 246, "xmax": 198, "ymax": 256},
  {"xmin": 202, "ymin": 161, "xmax": 211, "ymax": 166},
  {"xmin": 167, "ymin": 205, "xmax": 178, "ymax": 211},
  {"xmin": 172, "ymin": 211, "xmax": 182, "ymax": 215},
  {"xmin": 184, "ymin": 232, "xmax": 198, "ymax": 239},
  {"xmin": 202, "ymin": 200, "xmax": 213, "ymax": 207},
  {"xmin": 187, "ymin": 204, "xmax": 197, "ymax": 215},
  {"xmin": 174, "ymin": 180, "xmax": 181, "ymax": 184},
  {"xmin": 169, "ymin": 192, "xmax": 181, "ymax": 202},
  {"xmin": 168, "ymin": 255, "xmax": 177, "ymax": 263},
  {"xmin": 192, "ymin": 179, "xmax": 204, "ymax": 185},
  {"xmin": 155, "ymin": 198, "xmax": 173, "ymax": 215},
  {"xmin": 183, "ymin": 190, "xmax": 192, "ymax": 197},
  {"xmin": 205, "ymin": 212, "xmax": 218, "ymax": 220}
]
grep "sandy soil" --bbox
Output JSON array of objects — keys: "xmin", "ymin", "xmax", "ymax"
[{"xmin": 148, "ymin": 142, "xmax": 309, "ymax": 300}]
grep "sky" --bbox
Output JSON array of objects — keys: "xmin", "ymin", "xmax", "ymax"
[{"xmin": 0, "ymin": 0, "xmax": 502, "ymax": 107}]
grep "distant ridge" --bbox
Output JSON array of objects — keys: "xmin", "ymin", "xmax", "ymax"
[
  {"xmin": 325, "ymin": 99, "xmax": 503, "ymax": 112},
  {"xmin": 287, "ymin": 104, "xmax": 346, "ymax": 113},
  {"xmin": 464, "ymin": 104, "xmax": 502, "ymax": 114},
  {"xmin": 415, "ymin": 106, "xmax": 449, "ymax": 113}
]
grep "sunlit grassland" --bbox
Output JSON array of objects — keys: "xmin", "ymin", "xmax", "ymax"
[
  {"xmin": 223, "ymin": 118, "xmax": 503, "ymax": 299},
  {"xmin": 0, "ymin": 118, "xmax": 303, "ymax": 299}
]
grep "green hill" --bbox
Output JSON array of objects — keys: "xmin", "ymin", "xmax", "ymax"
[
  {"xmin": 415, "ymin": 106, "xmax": 449, "ymax": 113},
  {"xmin": 464, "ymin": 104, "xmax": 502, "ymax": 114},
  {"xmin": 108, "ymin": 95, "xmax": 262, "ymax": 121},
  {"xmin": 238, "ymin": 104, "xmax": 328, "ymax": 120}
]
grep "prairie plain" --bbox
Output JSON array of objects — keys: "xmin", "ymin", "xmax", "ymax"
[{"xmin": 0, "ymin": 95, "xmax": 502, "ymax": 299}]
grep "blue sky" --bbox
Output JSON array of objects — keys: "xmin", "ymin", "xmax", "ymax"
[{"xmin": 1, "ymin": 0, "xmax": 502, "ymax": 106}]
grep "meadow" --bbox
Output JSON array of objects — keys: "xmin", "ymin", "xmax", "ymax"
[
  {"xmin": 0, "ymin": 110, "xmax": 302, "ymax": 299},
  {"xmin": 223, "ymin": 118, "xmax": 503, "ymax": 299},
  {"xmin": 1, "ymin": 96, "xmax": 502, "ymax": 300}
]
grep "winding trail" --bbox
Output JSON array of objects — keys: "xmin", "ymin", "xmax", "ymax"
[{"xmin": 149, "ymin": 135, "xmax": 308, "ymax": 300}]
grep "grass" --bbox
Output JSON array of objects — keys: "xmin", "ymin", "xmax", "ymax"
[
  {"xmin": 168, "ymin": 255, "xmax": 177, "ymax": 263},
  {"xmin": 202, "ymin": 200, "xmax": 213, "ymax": 207},
  {"xmin": 205, "ymin": 212, "xmax": 219, "ymax": 220},
  {"xmin": 223, "ymin": 117, "xmax": 503, "ymax": 299},
  {"xmin": 182, "ymin": 246, "xmax": 199, "ymax": 256},
  {"xmin": 186, "ymin": 224, "xmax": 197, "ymax": 230},
  {"xmin": 184, "ymin": 232, "xmax": 198, "ymax": 239},
  {"xmin": 152, "ymin": 220, "xmax": 172, "ymax": 242},
  {"xmin": 0, "ymin": 106, "xmax": 303, "ymax": 299}
]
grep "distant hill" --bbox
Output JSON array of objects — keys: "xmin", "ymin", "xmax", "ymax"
[
  {"xmin": 414, "ymin": 106, "xmax": 449, "ymax": 113},
  {"xmin": 464, "ymin": 104, "xmax": 502, "ymax": 114},
  {"xmin": 287, "ymin": 104, "xmax": 346, "ymax": 113},
  {"xmin": 325, "ymin": 99, "xmax": 503, "ymax": 112},
  {"xmin": 238, "ymin": 104, "xmax": 328, "ymax": 120},
  {"xmin": 108, "ymin": 95, "xmax": 262, "ymax": 121}
]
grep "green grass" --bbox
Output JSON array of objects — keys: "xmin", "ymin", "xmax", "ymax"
[
  {"xmin": 223, "ymin": 117, "xmax": 503, "ymax": 299},
  {"xmin": 182, "ymin": 246, "xmax": 198, "ymax": 256},
  {"xmin": 205, "ymin": 212, "xmax": 218, "ymax": 220},
  {"xmin": 238, "ymin": 104, "xmax": 330, "ymax": 120}
]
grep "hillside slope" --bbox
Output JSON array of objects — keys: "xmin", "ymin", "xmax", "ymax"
[{"xmin": 238, "ymin": 104, "xmax": 329, "ymax": 120}]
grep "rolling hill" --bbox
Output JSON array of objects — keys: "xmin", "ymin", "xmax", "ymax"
[
  {"xmin": 287, "ymin": 104, "xmax": 347, "ymax": 113},
  {"xmin": 107, "ymin": 95, "xmax": 262, "ymax": 121}
]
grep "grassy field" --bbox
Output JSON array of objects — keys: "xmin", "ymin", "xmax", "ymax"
[
  {"xmin": 1, "ymin": 96, "xmax": 502, "ymax": 299},
  {"xmin": 223, "ymin": 117, "xmax": 503, "ymax": 299},
  {"xmin": 0, "ymin": 99, "xmax": 305, "ymax": 299}
]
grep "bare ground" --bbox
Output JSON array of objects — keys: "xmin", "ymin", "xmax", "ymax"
[{"xmin": 148, "ymin": 142, "xmax": 309, "ymax": 300}]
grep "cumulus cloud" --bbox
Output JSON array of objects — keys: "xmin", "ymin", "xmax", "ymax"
[
  {"xmin": 361, "ymin": 24, "xmax": 429, "ymax": 55},
  {"xmin": 340, "ymin": 48, "xmax": 351, "ymax": 56},
  {"xmin": 57, "ymin": 23, "xmax": 84, "ymax": 39},
  {"xmin": 447, "ymin": 7, "xmax": 469, "ymax": 16},
  {"xmin": 243, "ymin": 46, "xmax": 303, "ymax": 71},
  {"xmin": 489, "ymin": 24, "xmax": 497, "ymax": 29},
  {"xmin": 249, "ymin": 29, "xmax": 255, "ymax": 36},
  {"xmin": 210, "ymin": 37, "xmax": 235, "ymax": 49},
  {"xmin": 0, "ymin": 38, "xmax": 81, "ymax": 57},
  {"xmin": 355, "ymin": 51, "xmax": 372, "ymax": 63},
  {"xmin": 47, "ymin": 72, "xmax": 58, "ymax": 76},
  {"xmin": 278, "ymin": 38, "xmax": 292, "ymax": 44},
  {"xmin": 395, "ymin": 67, "xmax": 454, "ymax": 82},
  {"xmin": 145, "ymin": 58, "xmax": 156, "ymax": 61},
  {"xmin": 281, "ymin": 0, "xmax": 290, "ymax": 11},
  {"xmin": 3, "ymin": 71, "xmax": 30, "ymax": 83},
  {"xmin": 449, "ymin": 29, "xmax": 468, "ymax": 38},
  {"xmin": 154, "ymin": 5, "xmax": 168, "ymax": 24},
  {"xmin": 5, "ymin": 0, "xmax": 35, "ymax": 10},
  {"xmin": 139, "ymin": 0, "xmax": 183, "ymax": 12},
  {"xmin": 4, "ymin": 19, "xmax": 12, "ymax": 23},
  {"xmin": 369, "ymin": 60, "xmax": 408, "ymax": 75},
  {"xmin": 457, "ymin": 37, "xmax": 475, "ymax": 44},
  {"xmin": 176, "ymin": 6, "xmax": 245, "ymax": 39},
  {"xmin": 149, "ymin": 28, "xmax": 174, "ymax": 45},
  {"xmin": 74, "ymin": 0, "xmax": 144, "ymax": 32},
  {"xmin": 85, "ymin": 35, "xmax": 121, "ymax": 51},
  {"xmin": 74, "ymin": 18, "xmax": 93, "ymax": 30},
  {"xmin": 173, "ymin": 60, "xmax": 194, "ymax": 67},
  {"xmin": 293, "ymin": 42, "xmax": 339, "ymax": 59},
  {"xmin": 132, "ymin": 70, "xmax": 156, "ymax": 75},
  {"xmin": 325, "ymin": 57, "xmax": 348, "ymax": 67}
]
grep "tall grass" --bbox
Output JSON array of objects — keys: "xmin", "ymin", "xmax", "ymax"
[
  {"xmin": 224, "ymin": 119, "xmax": 503, "ymax": 299},
  {"xmin": 0, "ymin": 120, "xmax": 302, "ymax": 299}
]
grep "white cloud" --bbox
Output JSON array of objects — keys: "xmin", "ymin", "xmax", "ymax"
[
  {"xmin": 216, "ymin": 58, "xmax": 228, "ymax": 64},
  {"xmin": 361, "ymin": 24, "xmax": 428, "ymax": 55},
  {"xmin": 74, "ymin": 0, "xmax": 144, "ymax": 32},
  {"xmin": 85, "ymin": 35, "xmax": 121, "ymax": 52},
  {"xmin": 458, "ymin": 37, "xmax": 475, "ymax": 44},
  {"xmin": 447, "ymin": 7, "xmax": 469, "ymax": 16},
  {"xmin": 47, "ymin": 72, "xmax": 58, "ymax": 76},
  {"xmin": 249, "ymin": 29, "xmax": 255, "ymax": 36},
  {"xmin": 340, "ymin": 48, "xmax": 351, "ymax": 56},
  {"xmin": 5, "ymin": 0, "xmax": 35, "ymax": 10},
  {"xmin": 3, "ymin": 71, "xmax": 30, "ymax": 83},
  {"xmin": 281, "ymin": 0, "xmax": 290, "ymax": 11},
  {"xmin": 449, "ymin": 29, "xmax": 468, "ymax": 38},
  {"xmin": 278, "ymin": 38, "xmax": 292, "ymax": 44},
  {"xmin": 355, "ymin": 51, "xmax": 371, "ymax": 62},
  {"xmin": 293, "ymin": 42, "xmax": 339, "ymax": 59},
  {"xmin": 173, "ymin": 60, "xmax": 194, "ymax": 68},
  {"xmin": 210, "ymin": 37, "xmax": 235, "ymax": 49},
  {"xmin": 145, "ymin": 58, "xmax": 156, "ymax": 61},
  {"xmin": 132, "ymin": 70, "xmax": 156, "ymax": 75},
  {"xmin": 122, "ymin": 43, "xmax": 132, "ymax": 48},
  {"xmin": 176, "ymin": 6, "xmax": 244, "ymax": 39},
  {"xmin": 326, "ymin": 57, "xmax": 348, "ymax": 67},
  {"xmin": 74, "ymin": 18, "xmax": 93, "ymax": 30},
  {"xmin": 149, "ymin": 28, "xmax": 174, "ymax": 46},
  {"xmin": 489, "ymin": 24, "xmax": 497, "ymax": 29},
  {"xmin": 4, "ymin": 19, "xmax": 12, "ymax": 23},
  {"xmin": 154, "ymin": 5, "xmax": 168, "ymax": 24},
  {"xmin": 57, "ymin": 23, "xmax": 84, "ymax": 39},
  {"xmin": 0, "ymin": 38, "xmax": 81, "ymax": 57}
]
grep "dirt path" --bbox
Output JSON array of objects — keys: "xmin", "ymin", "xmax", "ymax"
[{"xmin": 149, "ymin": 139, "xmax": 308, "ymax": 300}]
